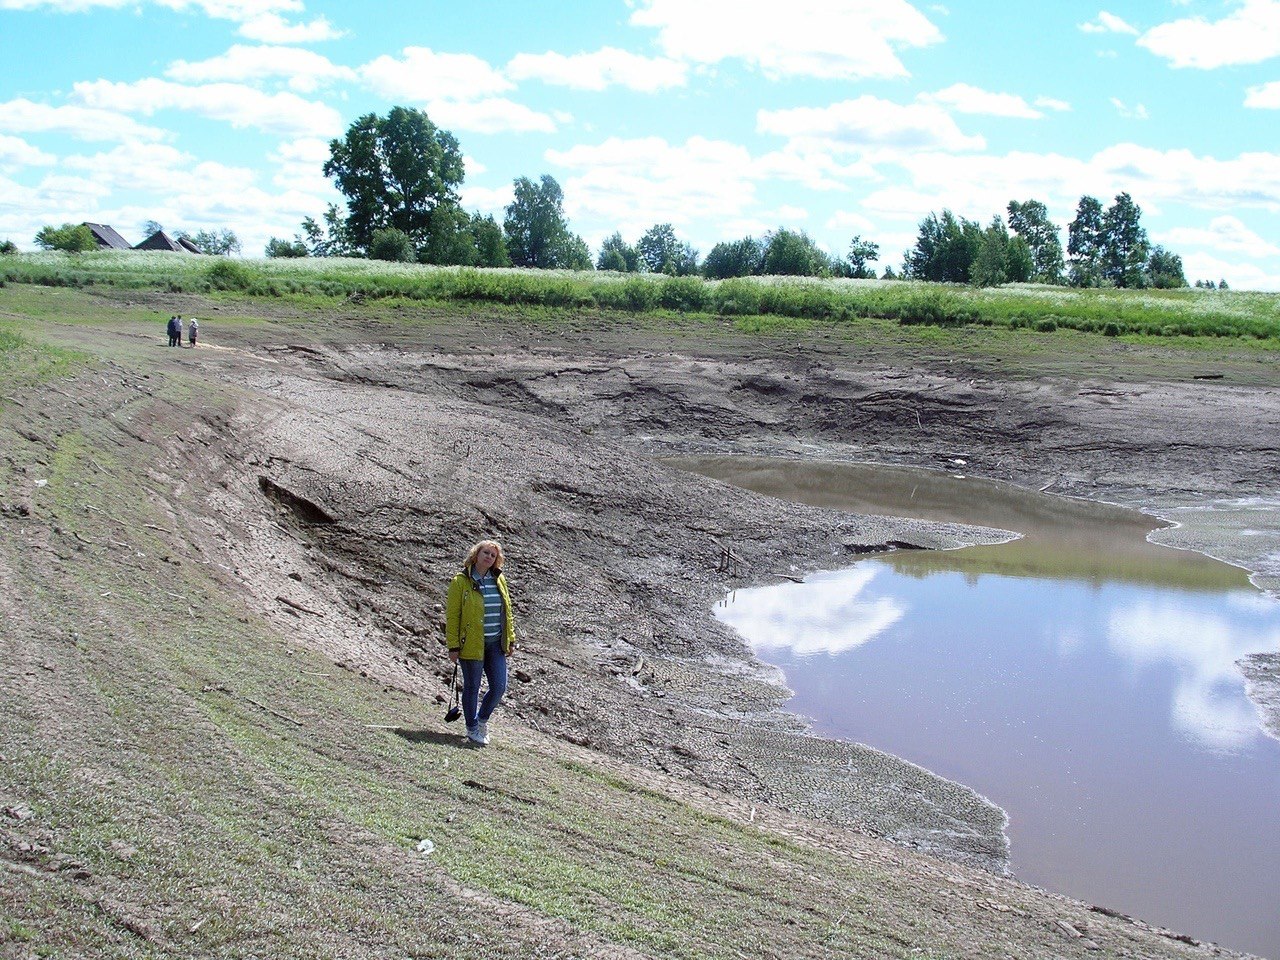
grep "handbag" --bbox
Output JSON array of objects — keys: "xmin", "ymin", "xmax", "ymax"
[{"xmin": 443, "ymin": 662, "xmax": 461, "ymax": 722}]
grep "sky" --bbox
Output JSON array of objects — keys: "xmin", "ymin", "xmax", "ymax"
[{"xmin": 1, "ymin": 0, "xmax": 1279, "ymax": 289}]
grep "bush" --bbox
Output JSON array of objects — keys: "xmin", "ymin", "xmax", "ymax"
[
  {"xmin": 205, "ymin": 259, "xmax": 253, "ymax": 291},
  {"xmin": 657, "ymin": 276, "xmax": 710, "ymax": 311},
  {"xmin": 369, "ymin": 228, "xmax": 415, "ymax": 263},
  {"xmin": 0, "ymin": 240, "xmax": 18, "ymax": 255}
]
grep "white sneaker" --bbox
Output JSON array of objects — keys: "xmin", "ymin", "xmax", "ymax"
[
  {"xmin": 477, "ymin": 720, "xmax": 490, "ymax": 745},
  {"xmin": 466, "ymin": 725, "xmax": 485, "ymax": 745}
]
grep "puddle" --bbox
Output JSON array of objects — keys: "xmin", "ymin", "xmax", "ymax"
[{"xmin": 673, "ymin": 456, "xmax": 1280, "ymax": 959}]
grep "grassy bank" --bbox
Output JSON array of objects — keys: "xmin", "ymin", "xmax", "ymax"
[{"xmin": 3, "ymin": 250, "xmax": 1278, "ymax": 341}]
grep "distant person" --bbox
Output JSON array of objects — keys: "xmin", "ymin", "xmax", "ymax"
[
  {"xmin": 188, "ymin": 317, "xmax": 199, "ymax": 347},
  {"xmin": 175, "ymin": 316, "xmax": 184, "ymax": 347},
  {"xmin": 166, "ymin": 315, "xmax": 179, "ymax": 347},
  {"xmin": 446, "ymin": 539, "xmax": 517, "ymax": 746}
]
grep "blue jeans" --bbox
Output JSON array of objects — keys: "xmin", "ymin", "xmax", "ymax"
[{"xmin": 461, "ymin": 643, "xmax": 508, "ymax": 728}]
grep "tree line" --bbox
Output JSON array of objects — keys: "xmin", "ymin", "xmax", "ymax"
[{"xmin": 15, "ymin": 105, "xmax": 1218, "ymax": 290}]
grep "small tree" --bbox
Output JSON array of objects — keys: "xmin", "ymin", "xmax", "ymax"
[
  {"xmin": 35, "ymin": 223, "xmax": 97, "ymax": 253},
  {"xmin": 265, "ymin": 237, "xmax": 308, "ymax": 258},
  {"xmin": 471, "ymin": 214, "xmax": 510, "ymax": 267},
  {"xmin": 1099, "ymin": 192, "xmax": 1149, "ymax": 288},
  {"xmin": 637, "ymin": 223, "xmax": 697, "ymax": 275},
  {"xmin": 190, "ymin": 229, "xmax": 241, "ymax": 256},
  {"xmin": 903, "ymin": 211, "xmax": 980, "ymax": 283},
  {"xmin": 369, "ymin": 227, "xmax": 415, "ymax": 262},
  {"xmin": 504, "ymin": 174, "xmax": 589, "ymax": 269},
  {"xmin": 762, "ymin": 228, "xmax": 830, "ymax": 276},
  {"xmin": 1219, "ymin": 278, "xmax": 1229, "ymax": 290},
  {"xmin": 0, "ymin": 239, "xmax": 18, "ymax": 255},
  {"xmin": 142, "ymin": 220, "xmax": 164, "ymax": 237},
  {"xmin": 970, "ymin": 217, "xmax": 1010, "ymax": 287},
  {"xmin": 1145, "ymin": 246, "xmax": 1187, "ymax": 289},
  {"xmin": 597, "ymin": 232, "xmax": 640, "ymax": 272},
  {"xmin": 847, "ymin": 235, "xmax": 880, "ymax": 279},
  {"xmin": 702, "ymin": 236, "xmax": 763, "ymax": 279}
]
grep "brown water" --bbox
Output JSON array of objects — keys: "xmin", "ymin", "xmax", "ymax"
[{"xmin": 672, "ymin": 456, "xmax": 1280, "ymax": 959}]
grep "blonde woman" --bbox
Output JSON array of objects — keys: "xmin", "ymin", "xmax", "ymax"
[{"xmin": 446, "ymin": 539, "xmax": 517, "ymax": 745}]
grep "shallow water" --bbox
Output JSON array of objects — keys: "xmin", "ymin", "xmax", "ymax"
[{"xmin": 675, "ymin": 456, "xmax": 1280, "ymax": 959}]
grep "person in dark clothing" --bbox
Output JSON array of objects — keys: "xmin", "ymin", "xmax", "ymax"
[{"xmin": 166, "ymin": 315, "xmax": 179, "ymax": 347}]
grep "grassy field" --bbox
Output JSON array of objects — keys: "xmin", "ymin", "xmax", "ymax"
[{"xmin": 3, "ymin": 250, "xmax": 1278, "ymax": 342}]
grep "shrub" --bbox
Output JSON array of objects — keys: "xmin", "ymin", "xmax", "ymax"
[
  {"xmin": 369, "ymin": 228, "xmax": 415, "ymax": 263},
  {"xmin": 657, "ymin": 276, "xmax": 710, "ymax": 311},
  {"xmin": 205, "ymin": 259, "xmax": 253, "ymax": 290}
]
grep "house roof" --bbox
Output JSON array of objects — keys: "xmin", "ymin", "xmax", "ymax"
[
  {"xmin": 177, "ymin": 236, "xmax": 203, "ymax": 254},
  {"xmin": 83, "ymin": 222, "xmax": 131, "ymax": 250},
  {"xmin": 134, "ymin": 230, "xmax": 192, "ymax": 252}
]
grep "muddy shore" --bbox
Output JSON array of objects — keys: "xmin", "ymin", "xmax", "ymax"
[{"xmin": 75, "ymin": 291, "xmax": 1280, "ymax": 872}]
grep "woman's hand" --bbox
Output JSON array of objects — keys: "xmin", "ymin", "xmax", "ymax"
[{"xmin": 448, "ymin": 650, "xmax": 459, "ymax": 663}]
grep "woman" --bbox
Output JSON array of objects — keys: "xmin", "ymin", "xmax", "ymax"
[{"xmin": 446, "ymin": 539, "xmax": 516, "ymax": 745}]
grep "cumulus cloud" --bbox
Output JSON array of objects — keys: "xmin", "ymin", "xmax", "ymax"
[
  {"xmin": 460, "ymin": 183, "xmax": 514, "ymax": 217},
  {"xmin": 919, "ymin": 83, "xmax": 1043, "ymax": 118},
  {"xmin": 1157, "ymin": 216, "xmax": 1280, "ymax": 258},
  {"xmin": 71, "ymin": 78, "xmax": 343, "ymax": 137},
  {"xmin": 166, "ymin": 44, "xmax": 356, "ymax": 93},
  {"xmin": 267, "ymin": 136, "xmax": 335, "ymax": 194},
  {"xmin": 1245, "ymin": 80, "xmax": 1280, "ymax": 108},
  {"xmin": 425, "ymin": 98, "xmax": 556, "ymax": 134},
  {"xmin": 507, "ymin": 47, "xmax": 687, "ymax": 92},
  {"xmin": 630, "ymin": 0, "xmax": 942, "ymax": 80},
  {"xmin": 0, "ymin": 134, "xmax": 57, "ymax": 171},
  {"xmin": 360, "ymin": 47, "xmax": 512, "ymax": 102},
  {"xmin": 1035, "ymin": 96, "xmax": 1072, "ymax": 112},
  {"xmin": 547, "ymin": 135, "xmax": 760, "ymax": 235},
  {"xmin": 1139, "ymin": 0, "xmax": 1280, "ymax": 68},
  {"xmin": 1079, "ymin": 11, "xmax": 1139, "ymax": 34},
  {"xmin": 238, "ymin": 11, "xmax": 342, "ymax": 42},
  {"xmin": 758, "ymin": 96, "xmax": 985, "ymax": 153},
  {"xmin": 0, "ymin": 98, "xmax": 168, "ymax": 142}
]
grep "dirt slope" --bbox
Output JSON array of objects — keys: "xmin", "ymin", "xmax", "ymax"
[{"xmin": 2, "ymin": 284, "xmax": 1275, "ymax": 959}]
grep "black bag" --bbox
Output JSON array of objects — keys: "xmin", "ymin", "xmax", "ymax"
[{"xmin": 443, "ymin": 663, "xmax": 461, "ymax": 722}]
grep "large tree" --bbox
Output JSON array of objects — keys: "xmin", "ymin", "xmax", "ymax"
[
  {"xmin": 1066, "ymin": 196, "xmax": 1105, "ymax": 287},
  {"xmin": 762, "ymin": 228, "xmax": 830, "ymax": 276},
  {"xmin": 1006, "ymin": 199, "xmax": 1064, "ymax": 284},
  {"xmin": 503, "ymin": 175, "xmax": 591, "ymax": 269},
  {"xmin": 1145, "ymin": 245, "xmax": 1187, "ymax": 289},
  {"xmin": 188, "ymin": 228, "xmax": 241, "ymax": 256},
  {"xmin": 1100, "ymin": 192, "xmax": 1149, "ymax": 288},
  {"xmin": 323, "ymin": 107, "xmax": 465, "ymax": 259}
]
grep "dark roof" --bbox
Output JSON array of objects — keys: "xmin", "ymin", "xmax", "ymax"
[
  {"xmin": 177, "ymin": 236, "xmax": 203, "ymax": 254},
  {"xmin": 134, "ymin": 230, "xmax": 191, "ymax": 253},
  {"xmin": 83, "ymin": 222, "xmax": 131, "ymax": 250}
]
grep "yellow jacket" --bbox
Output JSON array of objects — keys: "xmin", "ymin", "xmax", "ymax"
[{"xmin": 446, "ymin": 567, "xmax": 516, "ymax": 659}]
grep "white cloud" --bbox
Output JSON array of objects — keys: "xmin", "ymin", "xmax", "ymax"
[
  {"xmin": 1110, "ymin": 97, "xmax": 1149, "ymax": 120},
  {"xmin": 0, "ymin": 0, "xmax": 342, "ymax": 42},
  {"xmin": 238, "ymin": 12, "xmax": 342, "ymax": 42},
  {"xmin": 826, "ymin": 210, "xmax": 877, "ymax": 233},
  {"xmin": 1079, "ymin": 11, "xmax": 1139, "ymax": 34},
  {"xmin": 1157, "ymin": 216, "xmax": 1280, "ymax": 258},
  {"xmin": 426, "ymin": 98, "xmax": 556, "ymax": 134},
  {"xmin": 507, "ymin": 47, "xmax": 687, "ymax": 92},
  {"xmin": 1245, "ymin": 80, "xmax": 1280, "ymax": 108},
  {"xmin": 754, "ymin": 146, "xmax": 875, "ymax": 191},
  {"xmin": 267, "ymin": 136, "xmax": 334, "ymax": 194},
  {"xmin": 166, "ymin": 45, "xmax": 355, "ymax": 93},
  {"xmin": 1035, "ymin": 96, "xmax": 1072, "ymax": 112},
  {"xmin": 460, "ymin": 183, "xmax": 514, "ymax": 217},
  {"xmin": 360, "ymin": 47, "xmax": 512, "ymax": 102},
  {"xmin": 920, "ymin": 83, "xmax": 1043, "ymax": 118},
  {"xmin": 0, "ymin": 134, "xmax": 56, "ymax": 170},
  {"xmin": 71, "ymin": 79, "xmax": 342, "ymax": 137},
  {"xmin": 758, "ymin": 96, "xmax": 985, "ymax": 153},
  {"xmin": 548, "ymin": 135, "xmax": 760, "ymax": 237},
  {"xmin": 0, "ymin": 98, "xmax": 168, "ymax": 142},
  {"xmin": 1139, "ymin": 0, "xmax": 1280, "ymax": 69},
  {"xmin": 630, "ymin": 0, "xmax": 942, "ymax": 80},
  {"xmin": 1181, "ymin": 251, "xmax": 1280, "ymax": 290}
]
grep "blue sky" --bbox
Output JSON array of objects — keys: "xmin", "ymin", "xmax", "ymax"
[{"xmin": 2, "ymin": 0, "xmax": 1279, "ymax": 288}]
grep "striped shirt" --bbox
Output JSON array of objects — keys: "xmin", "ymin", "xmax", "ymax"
[{"xmin": 473, "ymin": 571, "xmax": 503, "ymax": 644}]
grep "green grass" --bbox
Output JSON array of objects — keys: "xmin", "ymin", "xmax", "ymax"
[{"xmin": 3, "ymin": 250, "xmax": 1277, "ymax": 342}]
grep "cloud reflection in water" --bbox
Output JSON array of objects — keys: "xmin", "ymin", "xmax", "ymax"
[
  {"xmin": 1107, "ymin": 594, "xmax": 1280, "ymax": 751},
  {"xmin": 716, "ymin": 565, "xmax": 905, "ymax": 657}
]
